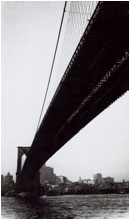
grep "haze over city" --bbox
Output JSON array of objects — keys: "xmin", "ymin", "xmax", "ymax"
[{"xmin": 2, "ymin": 1, "xmax": 129, "ymax": 183}]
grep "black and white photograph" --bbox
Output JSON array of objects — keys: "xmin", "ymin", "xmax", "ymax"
[{"xmin": 1, "ymin": 1, "xmax": 129, "ymax": 219}]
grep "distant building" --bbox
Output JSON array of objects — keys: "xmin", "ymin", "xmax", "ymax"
[
  {"xmin": 82, "ymin": 179, "xmax": 91, "ymax": 184},
  {"xmin": 94, "ymin": 173, "xmax": 102, "ymax": 184},
  {"xmin": 39, "ymin": 164, "xmax": 56, "ymax": 185},
  {"xmin": 78, "ymin": 177, "xmax": 82, "ymax": 184},
  {"xmin": 1, "ymin": 172, "xmax": 14, "ymax": 195},
  {"xmin": 4, "ymin": 172, "xmax": 14, "ymax": 185},
  {"xmin": 1, "ymin": 175, "xmax": 4, "ymax": 186},
  {"xmin": 56, "ymin": 176, "xmax": 68, "ymax": 184},
  {"xmin": 89, "ymin": 180, "xmax": 95, "ymax": 185},
  {"xmin": 82, "ymin": 179, "xmax": 95, "ymax": 185},
  {"xmin": 103, "ymin": 177, "xmax": 114, "ymax": 184}
]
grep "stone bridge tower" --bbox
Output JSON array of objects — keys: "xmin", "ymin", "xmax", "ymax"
[{"xmin": 16, "ymin": 146, "xmax": 40, "ymax": 192}]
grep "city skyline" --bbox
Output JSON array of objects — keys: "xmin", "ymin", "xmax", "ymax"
[
  {"xmin": 2, "ymin": 165, "xmax": 129, "ymax": 198},
  {"xmin": 2, "ymin": 162, "xmax": 129, "ymax": 183},
  {"xmin": 2, "ymin": 1, "xmax": 129, "ymax": 183}
]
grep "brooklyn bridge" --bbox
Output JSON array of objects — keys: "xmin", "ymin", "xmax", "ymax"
[{"xmin": 16, "ymin": 1, "xmax": 129, "ymax": 192}]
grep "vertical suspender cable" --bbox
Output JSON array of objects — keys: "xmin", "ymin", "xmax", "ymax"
[{"xmin": 35, "ymin": 1, "xmax": 67, "ymax": 133}]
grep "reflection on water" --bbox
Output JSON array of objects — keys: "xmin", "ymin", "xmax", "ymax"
[{"xmin": 1, "ymin": 194, "xmax": 129, "ymax": 219}]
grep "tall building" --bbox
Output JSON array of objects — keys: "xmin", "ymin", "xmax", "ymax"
[
  {"xmin": 1, "ymin": 172, "xmax": 14, "ymax": 195},
  {"xmin": 94, "ymin": 173, "xmax": 102, "ymax": 184},
  {"xmin": 39, "ymin": 164, "xmax": 56, "ymax": 185},
  {"xmin": 4, "ymin": 172, "xmax": 14, "ymax": 185},
  {"xmin": 78, "ymin": 177, "xmax": 82, "ymax": 184},
  {"xmin": 103, "ymin": 177, "xmax": 114, "ymax": 184}
]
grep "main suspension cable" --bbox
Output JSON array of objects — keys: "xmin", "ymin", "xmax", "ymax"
[{"xmin": 35, "ymin": 1, "xmax": 67, "ymax": 133}]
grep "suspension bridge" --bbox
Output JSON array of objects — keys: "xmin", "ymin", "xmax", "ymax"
[{"xmin": 16, "ymin": 1, "xmax": 129, "ymax": 191}]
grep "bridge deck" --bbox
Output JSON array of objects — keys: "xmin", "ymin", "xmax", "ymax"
[{"xmin": 21, "ymin": 2, "xmax": 129, "ymax": 178}]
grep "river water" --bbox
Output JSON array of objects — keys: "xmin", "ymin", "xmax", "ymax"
[{"xmin": 1, "ymin": 194, "xmax": 129, "ymax": 219}]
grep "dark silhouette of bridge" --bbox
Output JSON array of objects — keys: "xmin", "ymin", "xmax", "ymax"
[{"xmin": 17, "ymin": 1, "xmax": 129, "ymax": 191}]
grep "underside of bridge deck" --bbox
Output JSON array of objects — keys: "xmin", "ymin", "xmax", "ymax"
[{"xmin": 20, "ymin": 1, "xmax": 129, "ymax": 190}]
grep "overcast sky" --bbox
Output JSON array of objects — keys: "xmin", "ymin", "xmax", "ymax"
[{"xmin": 1, "ymin": 1, "xmax": 129, "ymax": 182}]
